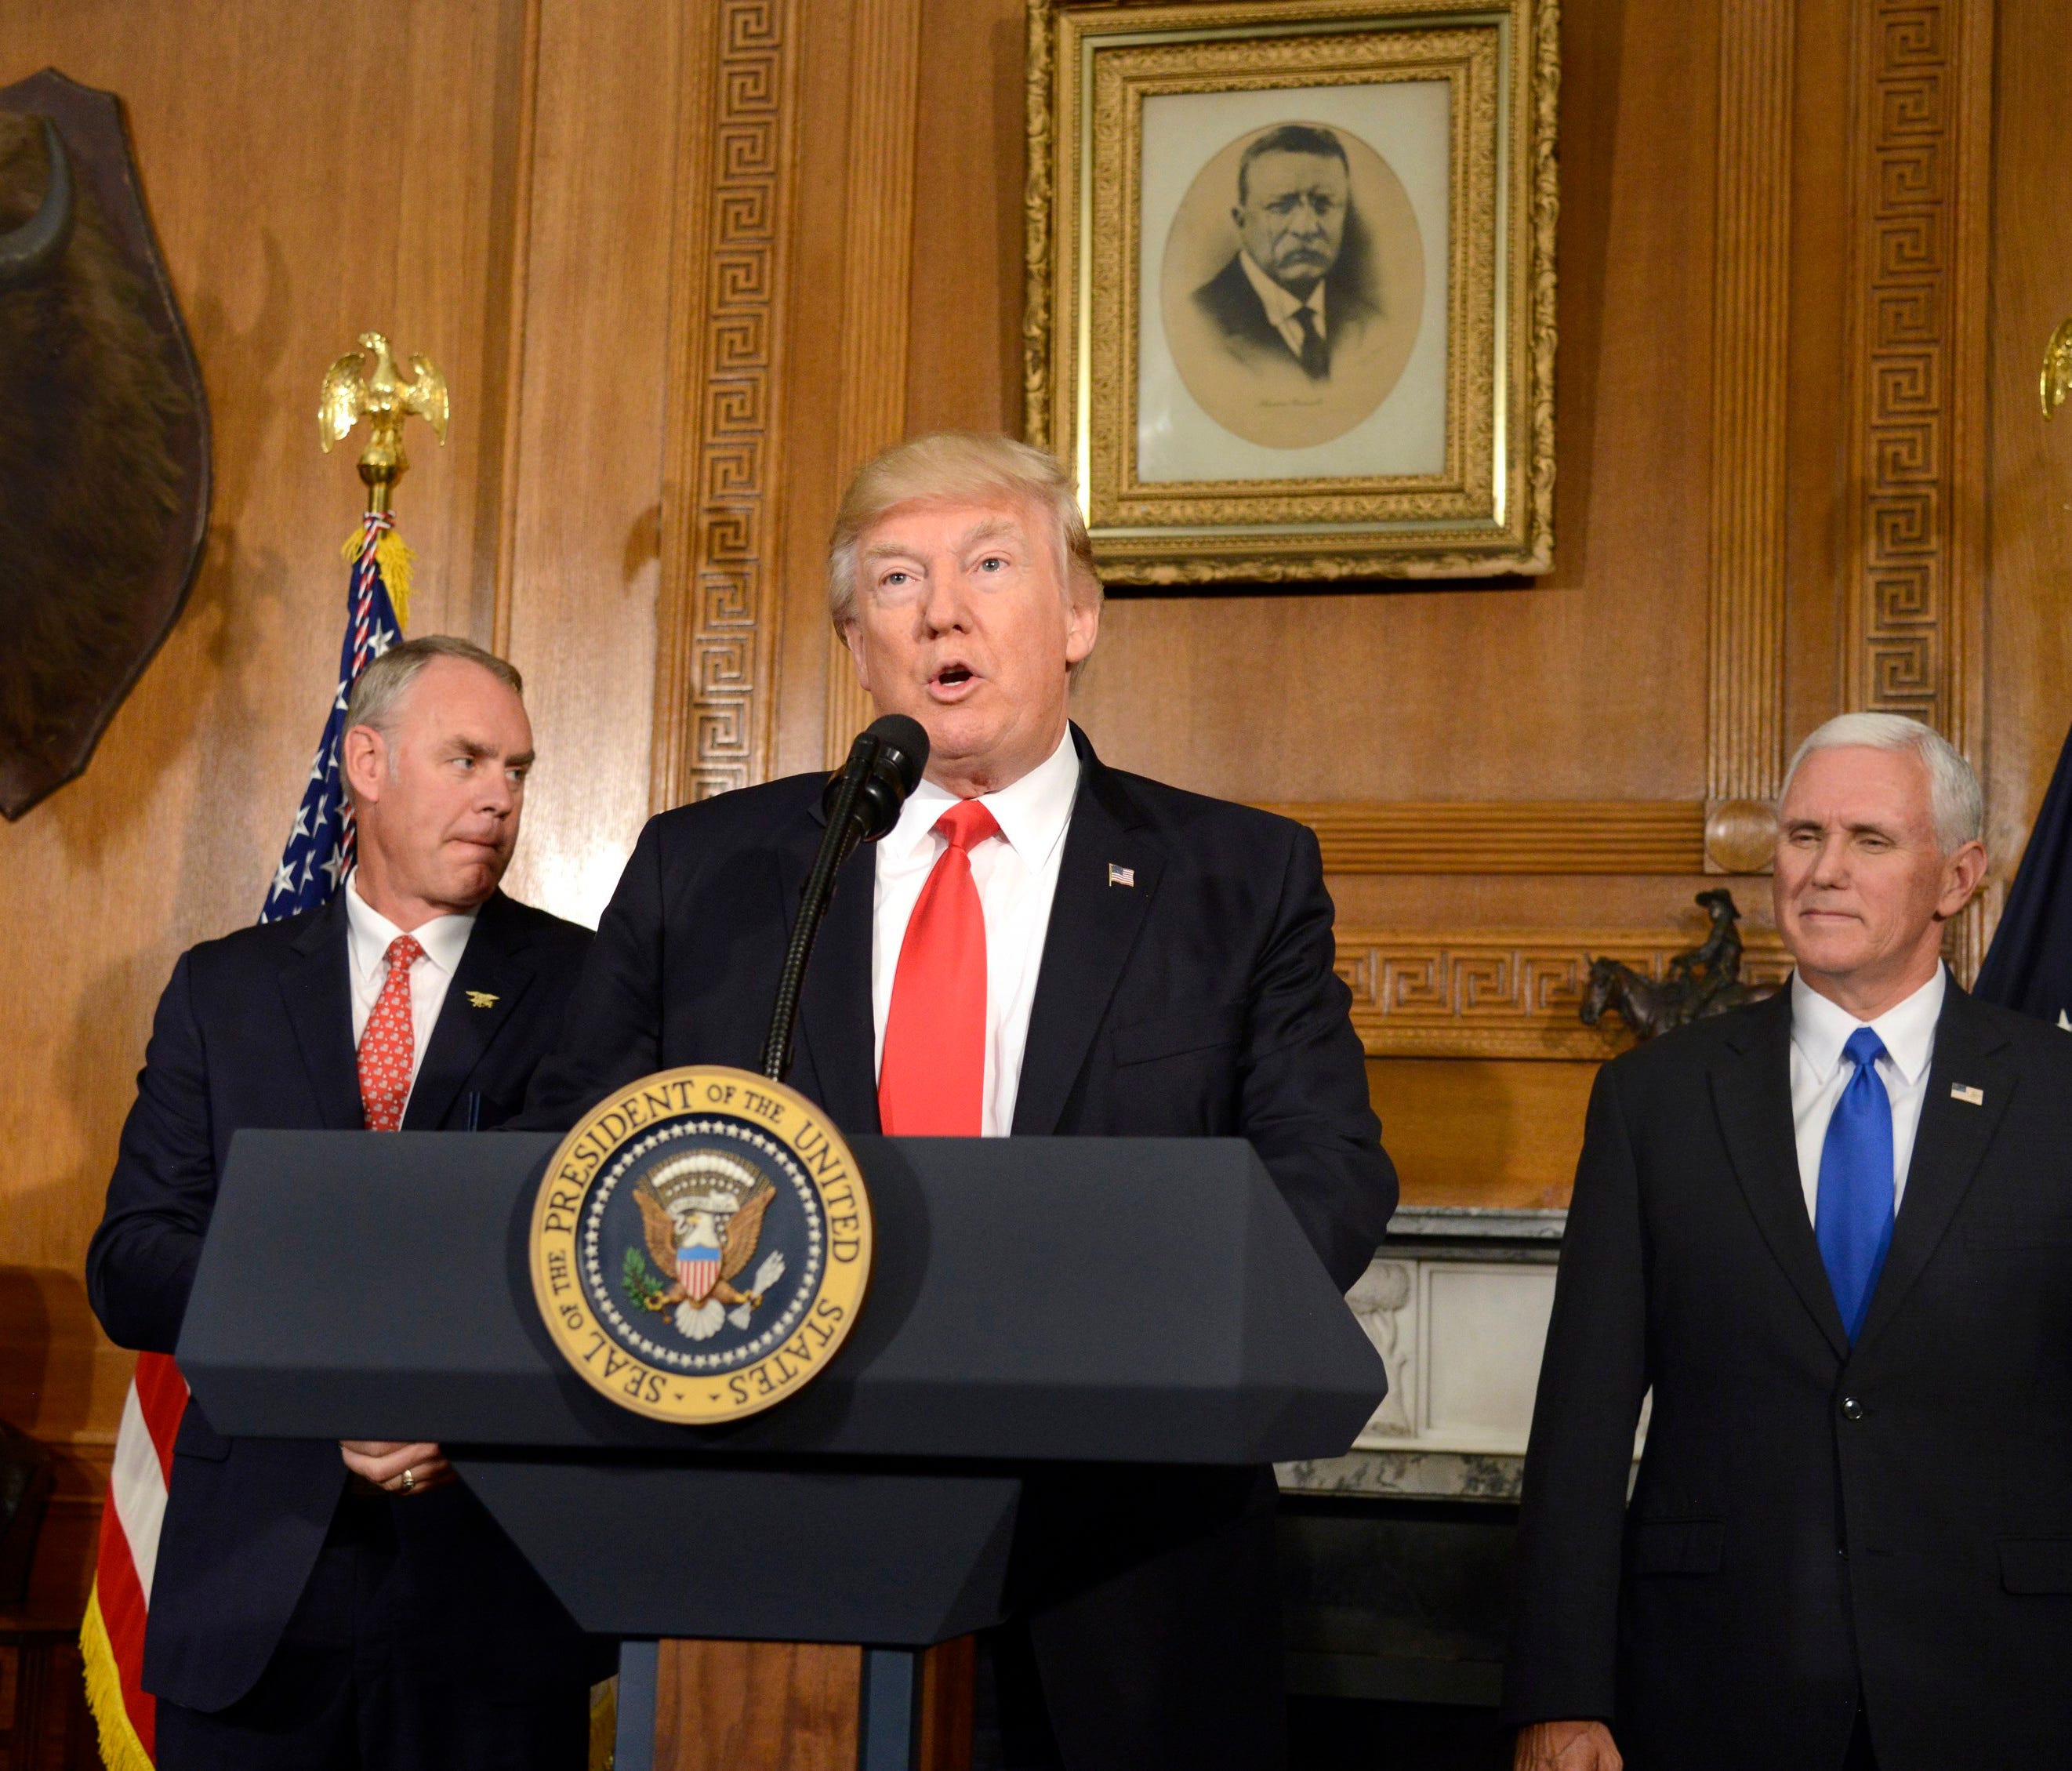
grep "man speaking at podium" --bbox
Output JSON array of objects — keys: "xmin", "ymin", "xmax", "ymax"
[
  {"xmin": 523, "ymin": 431, "xmax": 1395, "ymax": 1769},
  {"xmin": 88, "ymin": 638, "xmax": 597, "ymax": 1771}
]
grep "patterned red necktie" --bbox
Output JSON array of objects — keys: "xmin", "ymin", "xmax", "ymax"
[
  {"xmin": 357, "ymin": 933, "xmax": 423, "ymax": 1133},
  {"xmin": 879, "ymin": 800, "xmax": 1001, "ymax": 1135}
]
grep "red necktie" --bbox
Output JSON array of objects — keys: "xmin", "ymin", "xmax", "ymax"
[
  {"xmin": 357, "ymin": 933, "xmax": 423, "ymax": 1132},
  {"xmin": 879, "ymin": 800, "xmax": 1001, "ymax": 1135}
]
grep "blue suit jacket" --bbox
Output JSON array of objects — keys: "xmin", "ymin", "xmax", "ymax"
[{"xmin": 87, "ymin": 888, "xmax": 593, "ymax": 1713}]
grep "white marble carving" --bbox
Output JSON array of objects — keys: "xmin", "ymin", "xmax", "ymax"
[
  {"xmin": 1345, "ymin": 1260, "xmax": 1416, "ymax": 1437},
  {"xmin": 1350, "ymin": 1256, "xmax": 1557, "ymax": 1457}
]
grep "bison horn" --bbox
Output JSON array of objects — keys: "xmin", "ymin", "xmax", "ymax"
[{"xmin": 0, "ymin": 117, "xmax": 76, "ymax": 291}]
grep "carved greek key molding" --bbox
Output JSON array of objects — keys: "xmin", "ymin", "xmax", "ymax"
[
  {"xmin": 1266, "ymin": 801, "xmax": 1708, "ymax": 875},
  {"xmin": 653, "ymin": 0, "xmax": 799, "ymax": 807},
  {"xmin": 1707, "ymin": 0, "xmax": 1793, "ymax": 814},
  {"xmin": 1842, "ymin": 0, "xmax": 1990, "ymax": 749},
  {"xmin": 1841, "ymin": 0, "xmax": 1991, "ymax": 975},
  {"xmin": 1337, "ymin": 927, "xmax": 1793, "ymax": 1059}
]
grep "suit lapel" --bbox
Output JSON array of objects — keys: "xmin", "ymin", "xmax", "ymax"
[
  {"xmin": 1012, "ymin": 734, "xmax": 1163, "ymax": 1136},
  {"xmin": 789, "ymin": 815, "xmax": 882, "ymax": 1134},
  {"xmin": 1854, "ymin": 982, "xmax": 2013, "ymax": 1355},
  {"xmin": 403, "ymin": 892, "xmax": 539, "ymax": 1130},
  {"xmin": 278, "ymin": 895, "xmax": 365, "ymax": 1130},
  {"xmin": 1710, "ymin": 989, "xmax": 1851, "ymax": 1359}
]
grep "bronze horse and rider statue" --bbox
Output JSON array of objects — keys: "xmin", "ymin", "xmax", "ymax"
[{"xmin": 1580, "ymin": 888, "xmax": 1776, "ymax": 1042}]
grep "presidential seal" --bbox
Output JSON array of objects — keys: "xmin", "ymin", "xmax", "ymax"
[{"xmin": 529, "ymin": 1066, "xmax": 873, "ymax": 1424}]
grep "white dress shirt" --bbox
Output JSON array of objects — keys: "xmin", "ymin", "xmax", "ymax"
[
  {"xmin": 343, "ymin": 873, "xmax": 478, "ymax": 1104},
  {"xmin": 1788, "ymin": 966, "xmax": 1945, "ymax": 1222},
  {"xmin": 1239, "ymin": 249, "xmax": 1326, "ymax": 363},
  {"xmin": 871, "ymin": 728, "xmax": 1081, "ymax": 1136}
]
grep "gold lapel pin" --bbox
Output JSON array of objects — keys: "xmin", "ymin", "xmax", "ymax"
[
  {"xmin": 1950, "ymin": 1083, "xmax": 1984, "ymax": 1106},
  {"xmin": 1108, "ymin": 863, "xmax": 1135, "ymax": 887},
  {"xmin": 466, "ymin": 990, "xmax": 499, "ymax": 1009}
]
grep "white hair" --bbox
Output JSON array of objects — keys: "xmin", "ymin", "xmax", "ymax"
[{"xmin": 1780, "ymin": 713, "xmax": 1983, "ymax": 852}]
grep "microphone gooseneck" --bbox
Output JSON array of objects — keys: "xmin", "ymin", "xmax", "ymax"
[{"xmin": 760, "ymin": 716, "xmax": 930, "ymax": 1081}]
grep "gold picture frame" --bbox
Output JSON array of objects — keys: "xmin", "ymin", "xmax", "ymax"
[{"xmin": 1025, "ymin": 0, "xmax": 1559, "ymax": 584}]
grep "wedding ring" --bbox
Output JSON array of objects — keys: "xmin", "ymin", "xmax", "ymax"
[{"xmin": 400, "ymin": 1467, "xmax": 415, "ymax": 1493}]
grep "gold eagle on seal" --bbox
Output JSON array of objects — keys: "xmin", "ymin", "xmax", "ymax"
[{"xmin": 631, "ymin": 1151, "xmax": 786, "ymax": 1342}]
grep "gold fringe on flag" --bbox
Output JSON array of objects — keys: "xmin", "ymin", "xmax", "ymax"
[
  {"xmin": 79, "ymin": 1584, "xmax": 157, "ymax": 1771},
  {"xmin": 589, "ymin": 1676, "xmax": 617, "ymax": 1771},
  {"xmin": 339, "ymin": 524, "xmax": 416, "ymax": 632}
]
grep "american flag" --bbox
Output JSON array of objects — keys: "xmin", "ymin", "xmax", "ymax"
[
  {"xmin": 260, "ymin": 510, "xmax": 407, "ymax": 921},
  {"xmin": 80, "ymin": 511, "xmax": 408, "ymax": 1771}
]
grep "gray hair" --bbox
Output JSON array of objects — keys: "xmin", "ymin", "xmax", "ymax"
[
  {"xmin": 343, "ymin": 637, "xmax": 523, "ymax": 804},
  {"xmin": 1780, "ymin": 713, "xmax": 1983, "ymax": 852}
]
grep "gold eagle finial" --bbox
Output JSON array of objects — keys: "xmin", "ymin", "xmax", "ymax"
[
  {"xmin": 318, "ymin": 332, "xmax": 448, "ymax": 511},
  {"xmin": 2042, "ymin": 318, "xmax": 2072, "ymax": 421}
]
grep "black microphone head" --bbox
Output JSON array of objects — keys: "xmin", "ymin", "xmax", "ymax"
[
  {"xmin": 824, "ymin": 714, "xmax": 932, "ymax": 843},
  {"xmin": 862, "ymin": 714, "xmax": 928, "ymax": 793}
]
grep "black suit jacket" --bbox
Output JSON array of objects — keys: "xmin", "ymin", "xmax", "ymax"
[
  {"xmin": 521, "ymin": 728, "xmax": 1395, "ymax": 1768},
  {"xmin": 1190, "ymin": 251, "xmax": 1378, "ymax": 379},
  {"xmin": 86, "ymin": 889, "xmax": 593, "ymax": 1715},
  {"xmin": 1504, "ymin": 981, "xmax": 2072, "ymax": 1769}
]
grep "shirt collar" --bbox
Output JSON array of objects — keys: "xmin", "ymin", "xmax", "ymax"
[
  {"xmin": 343, "ymin": 873, "xmax": 479, "ymax": 984},
  {"xmin": 1789, "ymin": 964, "xmax": 1946, "ymax": 1087},
  {"xmin": 1239, "ymin": 250, "xmax": 1325, "ymax": 332},
  {"xmin": 881, "ymin": 727, "xmax": 1081, "ymax": 869}
]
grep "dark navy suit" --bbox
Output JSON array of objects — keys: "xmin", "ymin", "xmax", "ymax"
[
  {"xmin": 521, "ymin": 727, "xmax": 1397, "ymax": 1770},
  {"xmin": 88, "ymin": 888, "xmax": 593, "ymax": 1767},
  {"xmin": 1190, "ymin": 252, "xmax": 1380, "ymax": 380},
  {"xmin": 1506, "ymin": 983, "xmax": 2072, "ymax": 1769}
]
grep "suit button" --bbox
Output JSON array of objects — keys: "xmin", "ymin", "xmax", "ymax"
[{"xmin": 1841, "ymin": 1395, "xmax": 1864, "ymax": 1421}]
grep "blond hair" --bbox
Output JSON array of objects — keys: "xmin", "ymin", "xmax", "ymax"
[{"xmin": 826, "ymin": 432, "xmax": 1101, "ymax": 629}]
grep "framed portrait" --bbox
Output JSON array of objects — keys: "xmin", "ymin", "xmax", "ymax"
[{"xmin": 1025, "ymin": 0, "xmax": 1559, "ymax": 584}]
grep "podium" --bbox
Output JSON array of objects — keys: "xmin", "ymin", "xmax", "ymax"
[{"xmin": 176, "ymin": 1129, "xmax": 1388, "ymax": 1769}]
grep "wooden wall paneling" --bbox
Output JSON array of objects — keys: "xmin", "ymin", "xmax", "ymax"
[
  {"xmin": 763, "ymin": 9, "xmax": 857, "ymax": 781},
  {"xmin": 1779, "ymin": 0, "xmax": 1853, "ymax": 759},
  {"xmin": 481, "ymin": 0, "xmax": 544, "ymax": 656},
  {"xmin": 821, "ymin": 0, "xmax": 926, "ymax": 767},
  {"xmin": 1366, "ymin": 1058, "xmax": 1598, "ymax": 1210},
  {"xmin": 1264, "ymin": 800, "xmax": 1706, "ymax": 874},
  {"xmin": 1704, "ymin": 0, "xmax": 1794, "ymax": 870},
  {"xmin": 1839, "ymin": 0, "xmax": 1994, "ymax": 971},
  {"xmin": 498, "ymin": 0, "xmax": 683, "ymax": 924},
  {"xmin": 1982, "ymin": 0, "xmax": 2072, "ymax": 919},
  {"xmin": 649, "ymin": 0, "xmax": 800, "ymax": 811},
  {"xmin": 908, "ymin": 0, "xmax": 1029, "ymax": 437}
]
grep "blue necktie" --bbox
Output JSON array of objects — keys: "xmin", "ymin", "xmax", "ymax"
[{"xmin": 1816, "ymin": 1027, "xmax": 1896, "ymax": 1341}]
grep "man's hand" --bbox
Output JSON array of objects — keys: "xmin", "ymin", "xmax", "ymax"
[
  {"xmin": 339, "ymin": 1440, "xmax": 452, "ymax": 1496},
  {"xmin": 1515, "ymin": 1720, "xmax": 1622, "ymax": 1771}
]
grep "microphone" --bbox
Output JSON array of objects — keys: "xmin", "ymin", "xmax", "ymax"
[{"xmin": 760, "ymin": 715, "xmax": 931, "ymax": 1081}]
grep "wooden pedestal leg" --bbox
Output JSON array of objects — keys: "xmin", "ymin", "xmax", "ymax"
[
  {"xmin": 916, "ymin": 1635, "xmax": 976, "ymax": 1771},
  {"xmin": 623, "ymin": 1635, "xmax": 975, "ymax": 1771}
]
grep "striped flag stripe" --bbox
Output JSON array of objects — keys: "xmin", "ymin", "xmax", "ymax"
[
  {"xmin": 108, "ymin": 1381, "xmax": 172, "ymax": 1606},
  {"xmin": 133, "ymin": 1352, "xmax": 186, "ymax": 1486}
]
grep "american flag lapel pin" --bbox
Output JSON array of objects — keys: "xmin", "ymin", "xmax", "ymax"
[
  {"xmin": 1108, "ymin": 863, "xmax": 1135, "ymax": 887},
  {"xmin": 1950, "ymin": 1083, "xmax": 1985, "ymax": 1106}
]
